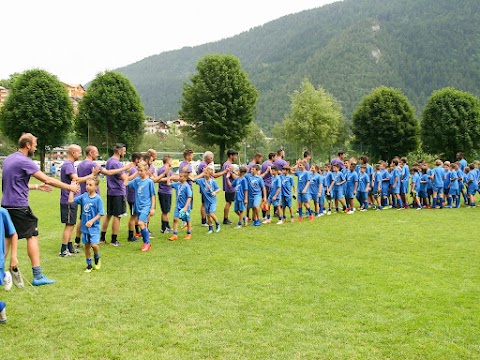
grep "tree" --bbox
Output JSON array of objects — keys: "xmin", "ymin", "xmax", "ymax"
[
  {"xmin": 283, "ymin": 79, "xmax": 344, "ymax": 160},
  {"xmin": 0, "ymin": 69, "xmax": 74, "ymax": 170},
  {"xmin": 421, "ymin": 88, "xmax": 480, "ymax": 160},
  {"xmin": 352, "ymin": 86, "xmax": 419, "ymax": 161},
  {"xmin": 243, "ymin": 122, "xmax": 269, "ymax": 163},
  {"xmin": 179, "ymin": 54, "xmax": 258, "ymax": 164},
  {"xmin": 76, "ymin": 71, "xmax": 144, "ymax": 154}
]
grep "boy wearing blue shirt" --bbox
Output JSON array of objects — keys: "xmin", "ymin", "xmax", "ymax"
[
  {"xmin": 410, "ymin": 167, "xmax": 422, "ymax": 209},
  {"xmin": 400, "ymin": 157, "xmax": 410, "ymax": 208},
  {"xmin": 446, "ymin": 163, "xmax": 460, "ymax": 208},
  {"xmin": 419, "ymin": 166, "xmax": 430, "ymax": 208},
  {"xmin": 345, "ymin": 162, "xmax": 359, "ymax": 214},
  {"xmin": 126, "ymin": 162, "xmax": 156, "ymax": 252},
  {"xmin": 167, "ymin": 171, "xmax": 193, "ymax": 240},
  {"xmin": 195, "ymin": 167, "xmax": 221, "ymax": 234},
  {"xmin": 373, "ymin": 164, "xmax": 383, "ymax": 210},
  {"xmin": 264, "ymin": 166, "xmax": 283, "ymax": 224},
  {"xmin": 246, "ymin": 165, "xmax": 267, "ymax": 226},
  {"xmin": 70, "ymin": 178, "xmax": 104, "ymax": 271},
  {"xmin": 430, "ymin": 159, "xmax": 445, "ymax": 208},
  {"xmin": 294, "ymin": 160, "xmax": 313, "ymax": 221},
  {"xmin": 323, "ymin": 164, "xmax": 334, "ymax": 215},
  {"xmin": 358, "ymin": 165, "xmax": 371, "ymax": 211},
  {"xmin": 229, "ymin": 166, "xmax": 248, "ymax": 229},
  {"xmin": 328, "ymin": 163, "xmax": 347, "ymax": 213},
  {"xmin": 281, "ymin": 166, "xmax": 296, "ymax": 222},
  {"xmin": 390, "ymin": 159, "xmax": 404, "ymax": 209},
  {"xmin": 465, "ymin": 164, "xmax": 478, "ymax": 207},
  {"xmin": 309, "ymin": 165, "xmax": 323, "ymax": 217}
]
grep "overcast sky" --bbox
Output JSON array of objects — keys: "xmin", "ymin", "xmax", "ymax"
[{"xmin": 2, "ymin": 0, "xmax": 338, "ymax": 85}]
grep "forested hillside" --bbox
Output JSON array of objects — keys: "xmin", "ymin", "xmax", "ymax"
[{"xmin": 115, "ymin": 0, "xmax": 480, "ymax": 132}]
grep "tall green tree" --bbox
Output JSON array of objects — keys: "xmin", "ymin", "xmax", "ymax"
[
  {"xmin": 353, "ymin": 86, "xmax": 419, "ymax": 160},
  {"xmin": 179, "ymin": 54, "xmax": 258, "ymax": 163},
  {"xmin": 283, "ymin": 79, "xmax": 344, "ymax": 159},
  {"xmin": 0, "ymin": 69, "xmax": 73, "ymax": 170},
  {"xmin": 421, "ymin": 88, "xmax": 480, "ymax": 160},
  {"xmin": 76, "ymin": 71, "xmax": 144, "ymax": 154}
]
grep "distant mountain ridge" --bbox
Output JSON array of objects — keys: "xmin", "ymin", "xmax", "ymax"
[{"xmin": 115, "ymin": 0, "xmax": 480, "ymax": 132}]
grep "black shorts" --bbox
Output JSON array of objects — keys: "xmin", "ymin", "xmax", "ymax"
[
  {"xmin": 107, "ymin": 195, "xmax": 127, "ymax": 217},
  {"xmin": 128, "ymin": 202, "xmax": 134, "ymax": 216},
  {"xmin": 61, "ymin": 203, "xmax": 78, "ymax": 225},
  {"xmin": 159, "ymin": 193, "xmax": 172, "ymax": 214},
  {"xmin": 4, "ymin": 206, "xmax": 38, "ymax": 239},
  {"xmin": 225, "ymin": 192, "xmax": 235, "ymax": 203}
]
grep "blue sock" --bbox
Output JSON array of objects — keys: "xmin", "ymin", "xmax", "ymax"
[
  {"xmin": 398, "ymin": 198, "xmax": 403, "ymax": 208},
  {"xmin": 447, "ymin": 197, "xmax": 452, "ymax": 207},
  {"xmin": 299, "ymin": 208, "xmax": 303, "ymax": 218},
  {"xmin": 267, "ymin": 214, "xmax": 271, "ymax": 219},
  {"xmin": 238, "ymin": 221, "xmax": 242, "ymax": 226},
  {"xmin": 86, "ymin": 258, "xmax": 92, "ymax": 267},
  {"xmin": 363, "ymin": 201, "xmax": 368, "ymax": 209},
  {"xmin": 209, "ymin": 225, "xmax": 213, "ymax": 231},
  {"xmin": 141, "ymin": 228, "xmax": 150, "ymax": 244},
  {"xmin": 216, "ymin": 222, "xmax": 220, "ymax": 229},
  {"xmin": 187, "ymin": 231, "xmax": 191, "ymax": 235},
  {"xmin": 32, "ymin": 266, "xmax": 42, "ymax": 280},
  {"xmin": 307, "ymin": 208, "xmax": 312, "ymax": 216},
  {"xmin": 174, "ymin": 231, "xmax": 178, "ymax": 235},
  {"xmin": 392, "ymin": 197, "xmax": 397, "ymax": 207},
  {"xmin": 94, "ymin": 253, "xmax": 100, "ymax": 264}
]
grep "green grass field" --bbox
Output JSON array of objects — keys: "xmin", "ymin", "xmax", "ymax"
[{"xmin": 1, "ymin": 179, "xmax": 479, "ymax": 359}]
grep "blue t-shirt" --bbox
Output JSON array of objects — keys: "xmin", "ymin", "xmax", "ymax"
[
  {"xmin": 73, "ymin": 193, "xmax": 105, "ymax": 236},
  {"xmin": 245, "ymin": 173, "xmax": 265, "ymax": 197},
  {"xmin": 465, "ymin": 172, "xmax": 478, "ymax": 191},
  {"xmin": 374, "ymin": 171, "xmax": 383, "ymax": 191},
  {"xmin": 232, "ymin": 177, "xmax": 248, "ymax": 202},
  {"xmin": 346, "ymin": 170, "xmax": 359, "ymax": 193},
  {"xmin": 269, "ymin": 176, "xmax": 282, "ymax": 200},
  {"xmin": 280, "ymin": 174, "xmax": 295, "ymax": 198},
  {"xmin": 0, "ymin": 208, "xmax": 16, "ymax": 275},
  {"xmin": 457, "ymin": 169, "xmax": 464, "ymax": 183},
  {"xmin": 411, "ymin": 173, "xmax": 420, "ymax": 191},
  {"xmin": 419, "ymin": 174, "xmax": 429, "ymax": 193},
  {"xmin": 366, "ymin": 165, "xmax": 374, "ymax": 185},
  {"xmin": 309, "ymin": 173, "xmax": 322, "ymax": 196},
  {"xmin": 358, "ymin": 173, "xmax": 370, "ymax": 192},
  {"xmin": 381, "ymin": 170, "xmax": 390, "ymax": 190},
  {"xmin": 295, "ymin": 170, "xmax": 311, "ymax": 193},
  {"xmin": 459, "ymin": 159, "xmax": 467, "ymax": 171},
  {"xmin": 401, "ymin": 165, "xmax": 410, "ymax": 185},
  {"xmin": 432, "ymin": 166, "xmax": 445, "ymax": 188},
  {"xmin": 333, "ymin": 171, "xmax": 346, "ymax": 191},
  {"xmin": 171, "ymin": 182, "xmax": 193, "ymax": 210},
  {"xmin": 448, "ymin": 170, "xmax": 459, "ymax": 190},
  {"xmin": 128, "ymin": 177, "xmax": 155, "ymax": 215},
  {"xmin": 195, "ymin": 177, "xmax": 220, "ymax": 205},
  {"xmin": 392, "ymin": 167, "xmax": 401, "ymax": 189}
]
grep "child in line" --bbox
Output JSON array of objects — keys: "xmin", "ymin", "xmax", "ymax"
[
  {"xmin": 464, "ymin": 165, "xmax": 477, "ymax": 207},
  {"xmin": 329, "ymin": 163, "xmax": 347, "ymax": 213},
  {"xmin": 345, "ymin": 162, "xmax": 358, "ymax": 214},
  {"xmin": 264, "ymin": 166, "xmax": 283, "ymax": 224},
  {"xmin": 419, "ymin": 167, "xmax": 430, "ymax": 208},
  {"xmin": 390, "ymin": 159, "xmax": 404, "ymax": 209},
  {"xmin": 70, "ymin": 178, "xmax": 104, "ymax": 271},
  {"xmin": 167, "ymin": 171, "xmax": 193, "ymax": 240},
  {"xmin": 293, "ymin": 160, "xmax": 313, "ymax": 221},
  {"xmin": 125, "ymin": 162, "xmax": 156, "ymax": 251},
  {"xmin": 280, "ymin": 166, "xmax": 296, "ymax": 222},
  {"xmin": 410, "ymin": 167, "xmax": 422, "ymax": 209},
  {"xmin": 358, "ymin": 165, "xmax": 371, "ymax": 211},
  {"xmin": 446, "ymin": 163, "xmax": 459, "ymax": 208},
  {"xmin": 195, "ymin": 166, "xmax": 221, "ymax": 234},
  {"xmin": 246, "ymin": 165, "xmax": 267, "ymax": 226},
  {"xmin": 373, "ymin": 164, "xmax": 383, "ymax": 209},
  {"xmin": 431, "ymin": 159, "xmax": 445, "ymax": 208},
  {"xmin": 229, "ymin": 165, "xmax": 248, "ymax": 229},
  {"xmin": 309, "ymin": 165, "xmax": 323, "ymax": 217}
]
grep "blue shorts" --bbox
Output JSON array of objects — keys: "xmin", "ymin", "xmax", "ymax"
[
  {"xmin": 357, "ymin": 191, "xmax": 368, "ymax": 203},
  {"xmin": 345, "ymin": 191, "xmax": 355, "ymax": 199},
  {"xmin": 382, "ymin": 186, "xmax": 390, "ymax": 197},
  {"xmin": 269, "ymin": 198, "xmax": 281, "ymax": 207},
  {"xmin": 135, "ymin": 210, "xmax": 150, "ymax": 223},
  {"xmin": 248, "ymin": 195, "xmax": 261, "ymax": 209},
  {"xmin": 467, "ymin": 187, "xmax": 477, "ymax": 195},
  {"xmin": 432, "ymin": 186, "xmax": 444, "ymax": 195},
  {"xmin": 204, "ymin": 201, "xmax": 217, "ymax": 215},
  {"xmin": 400, "ymin": 183, "xmax": 409, "ymax": 194},
  {"xmin": 82, "ymin": 233, "xmax": 100, "ymax": 245},
  {"xmin": 448, "ymin": 187, "xmax": 459, "ymax": 196},
  {"xmin": 282, "ymin": 196, "xmax": 292, "ymax": 208},
  {"xmin": 332, "ymin": 189, "xmax": 344, "ymax": 199},
  {"xmin": 310, "ymin": 194, "xmax": 320, "ymax": 203},
  {"xmin": 174, "ymin": 208, "xmax": 191, "ymax": 221},
  {"xmin": 297, "ymin": 193, "xmax": 311, "ymax": 203},
  {"xmin": 234, "ymin": 200, "xmax": 246, "ymax": 213},
  {"xmin": 0, "ymin": 268, "xmax": 4, "ymax": 286},
  {"xmin": 418, "ymin": 190, "xmax": 427, "ymax": 199},
  {"xmin": 391, "ymin": 186, "xmax": 401, "ymax": 195}
]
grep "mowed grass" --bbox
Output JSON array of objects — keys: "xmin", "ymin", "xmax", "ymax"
[{"xmin": 1, "ymin": 178, "xmax": 479, "ymax": 359}]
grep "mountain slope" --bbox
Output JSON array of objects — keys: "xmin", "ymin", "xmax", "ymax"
[{"xmin": 115, "ymin": 0, "xmax": 480, "ymax": 132}]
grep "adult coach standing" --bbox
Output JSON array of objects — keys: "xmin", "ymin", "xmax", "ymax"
[
  {"xmin": 100, "ymin": 144, "xmax": 128, "ymax": 246},
  {"xmin": 1, "ymin": 133, "xmax": 79, "ymax": 286},
  {"xmin": 222, "ymin": 149, "xmax": 237, "ymax": 225}
]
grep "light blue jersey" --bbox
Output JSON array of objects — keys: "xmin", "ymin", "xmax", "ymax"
[
  {"xmin": 195, "ymin": 178, "xmax": 219, "ymax": 205},
  {"xmin": 128, "ymin": 177, "xmax": 155, "ymax": 217},
  {"xmin": 232, "ymin": 177, "xmax": 248, "ymax": 202},
  {"xmin": 73, "ymin": 193, "xmax": 105, "ymax": 236},
  {"xmin": 295, "ymin": 170, "xmax": 311, "ymax": 194},
  {"xmin": 280, "ymin": 174, "xmax": 295, "ymax": 198},
  {"xmin": 171, "ymin": 182, "xmax": 193, "ymax": 211}
]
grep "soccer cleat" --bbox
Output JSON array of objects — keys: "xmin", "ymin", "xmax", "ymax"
[
  {"xmin": 360, "ymin": 208, "xmax": 367, "ymax": 212},
  {"xmin": 109, "ymin": 241, "xmax": 123, "ymax": 247},
  {"xmin": 223, "ymin": 219, "xmax": 232, "ymax": 225},
  {"xmin": 94, "ymin": 259, "xmax": 102, "ymax": 270},
  {"xmin": 4, "ymin": 271, "xmax": 12, "ymax": 291},
  {"xmin": 234, "ymin": 225, "xmax": 242, "ymax": 229},
  {"xmin": 59, "ymin": 250, "xmax": 72, "ymax": 257},
  {"xmin": 11, "ymin": 268, "xmax": 24, "ymax": 289},
  {"xmin": 201, "ymin": 223, "xmax": 209, "ymax": 227},
  {"xmin": 84, "ymin": 266, "xmax": 93, "ymax": 273},
  {"xmin": 141, "ymin": 243, "xmax": 152, "ymax": 252},
  {"xmin": 168, "ymin": 235, "xmax": 178, "ymax": 241},
  {"xmin": 326, "ymin": 210, "xmax": 332, "ymax": 215},
  {"xmin": 127, "ymin": 236, "xmax": 138, "ymax": 242},
  {"xmin": 135, "ymin": 233, "xmax": 141, "ymax": 237},
  {"xmin": 32, "ymin": 275, "xmax": 56, "ymax": 286},
  {"xmin": 276, "ymin": 220, "xmax": 284, "ymax": 225},
  {"xmin": 74, "ymin": 242, "xmax": 82, "ymax": 248},
  {"xmin": 184, "ymin": 234, "xmax": 192, "ymax": 240},
  {"xmin": 253, "ymin": 220, "xmax": 261, "ymax": 227},
  {"xmin": 290, "ymin": 218, "xmax": 295, "ymax": 223},
  {"xmin": 296, "ymin": 217, "xmax": 303, "ymax": 222},
  {"xmin": 346, "ymin": 210, "xmax": 354, "ymax": 214},
  {"xmin": 309, "ymin": 215, "xmax": 314, "ymax": 221},
  {"xmin": 68, "ymin": 247, "xmax": 80, "ymax": 254},
  {"xmin": 262, "ymin": 219, "xmax": 271, "ymax": 224},
  {"xmin": 206, "ymin": 230, "xmax": 213, "ymax": 234},
  {"xmin": 161, "ymin": 228, "xmax": 170, "ymax": 234},
  {"xmin": 216, "ymin": 224, "xmax": 221, "ymax": 233},
  {"xmin": 0, "ymin": 302, "xmax": 6, "ymax": 324}
]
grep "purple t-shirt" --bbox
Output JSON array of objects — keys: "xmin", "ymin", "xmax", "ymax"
[
  {"xmin": 77, "ymin": 159, "xmax": 99, "ymax": 195},
  {"xmin": 60, "ymin": 160, "xmax": 76, "ymax": 204},
  {"xmin": 1, "ymin": 151, "xmax": 39, "ymax": 207},
  {"xmin": 106, "ymin": 156, "xmax": 126, "ymax": 196},
  {"xmin": 127, "ymin": 167, "xmax": 138, "ymax": 203},
  {"xmin": 222, "ymin": 161, "xmax": 234, "ymax": 193},
  {"xmin": 157, "ymin": 166, "xmax": 173, "ymax": 195},
  {"xmin": 197, "ymin": 161, "xmax": 209, "ymax": 193},
  {"xmin": 262, "ymin": 160, "xmax": 273, "ymax": 187},
  {"xmin": 331, "ymin": 158, "xmax": 345, "ymax": 170},
  {"xmin": 247, "ymin": 161, "xmax": 257, "ymax": 172},
  {"xmin": 273, "ymin": 158, "xmax": 287, "ymax": 171},
  {"xmin": 179, "ymin": 160, "xmax": 193, "ymax": 187}
]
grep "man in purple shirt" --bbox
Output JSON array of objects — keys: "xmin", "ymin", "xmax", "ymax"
[
  {"xmin": 126, "ymin": 152, "xmax": 142, "ymax": 241},
  {"xmin": 273, "ymin": 149, "xmax": 288, "ymax": 171},
  {"xmin": 100, "ymin": 144, "xmax": 128, "ymax": 246},
  {"xmin": 222, "ymin": 149, "xmax": 237, "ymax": 224},
  {"xmin": 73, "ymin": 145, "xmax": 131, "ymax": 247},
  {"xmin": 331, "ymin": 150, "xmax": 346, "ymax": 170},
  {"xmin": 155, "ymin": 155, "xmax": 174, "ymax": 233},
  {"xmin": 59, "ymin": 144, "xmax": 99, "ymax": 257},
  {"xmin": 1, "ymin": 133, "xmax": 79, "ymax": 286},
  {"xmin": 261, "ymin": 152, "xmax": 276, "ymax": 218},
  {"xmin": 247, "ymin": 152, "xmax": 263, "ymax": 173}
]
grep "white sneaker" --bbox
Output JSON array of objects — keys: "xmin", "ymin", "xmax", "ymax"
[
  {"xmin": 4, "ymin": 271, "xmax": 12, "ymax": 291},
  {"xmin": 206, "ymin": 230, "xmax": 213, "ymax": 234},
  {"xmin": 360, "ymin": 209, "xmax": 367, "ymax": 212},
  {"xmin": 276, "ymin": 220, "xmax": 284, "ymax": 225},
  {"xmin": 201, "ymin": 223, "xmax": 209, "ymax": 227},
  {"xmin": 322, "ymin": 210, "xmax": 327, "ymax": 215},
  {"xmin": 326, "ymin": 210, "xmax": 332, "ymax": 215},
  {"xmin": 11, "ymin": 267, "xmax": 24, "ymax": 289},
  {"xmin": 346, "ymin": 210, "xmax": 354, "ymax": 214},
  {"xmin": 234, "ymin": 225, "xmax": 242, "ymax": 229},
  {"xmin": 262, "ymin": 219, "xmax": 271, "ymax": 224}
]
